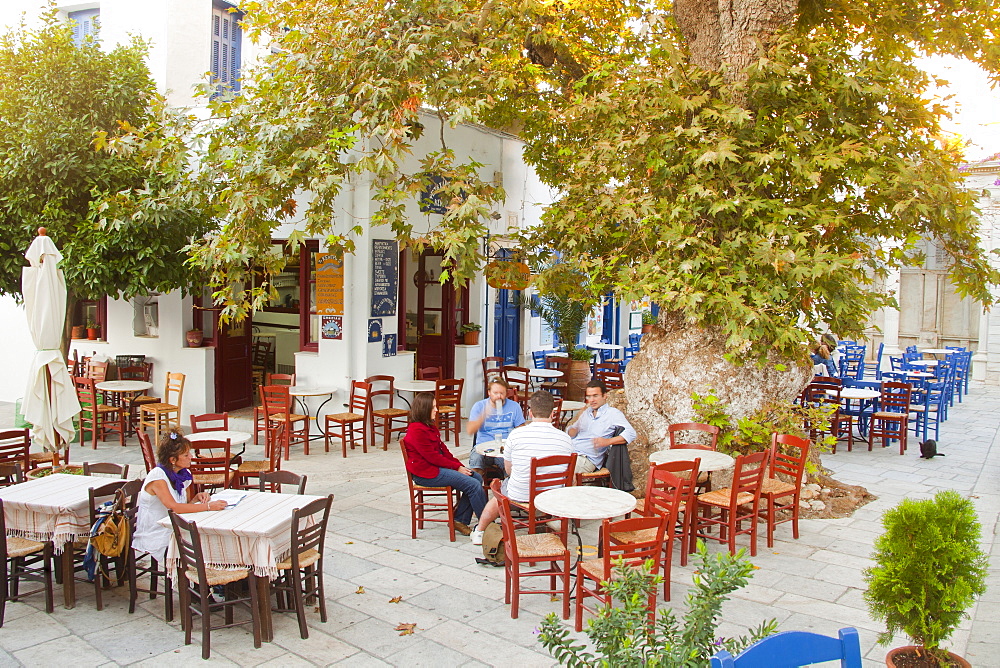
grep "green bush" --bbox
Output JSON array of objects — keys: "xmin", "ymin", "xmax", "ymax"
[
  {"xmin": 864, "ymin": 490, "xmax": 988, "ymax": 663},
  {"xmin": 538, "ymin": 542, "xmax": 777, "ymax": 667}
]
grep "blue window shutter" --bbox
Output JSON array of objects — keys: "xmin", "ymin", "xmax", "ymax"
[
  {"xmin": 211, "ymin": 3, "xmax": 242, "ymax": 95},
  {"xmin": 68, "ymin": 9, "xmax": 100, "ymax": 47}
]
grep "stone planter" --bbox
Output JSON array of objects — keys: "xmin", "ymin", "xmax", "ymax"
[{"xmin": 566, "ymin": 359, "xmax": 591, "ymax": 401}]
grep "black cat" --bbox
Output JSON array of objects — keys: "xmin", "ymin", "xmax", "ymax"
[{"xmin": 919, "ymin": 439, "xmax": 944, "ymax": 459}]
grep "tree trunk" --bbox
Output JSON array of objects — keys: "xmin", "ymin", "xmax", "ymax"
[{"xmin": 615, "ymin": 311, "xmax": 812, "ymax": 485}]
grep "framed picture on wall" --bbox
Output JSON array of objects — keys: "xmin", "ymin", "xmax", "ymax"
[{"xmin": 629, "ymin": 312, "xmax": 643, "ymax": 330}]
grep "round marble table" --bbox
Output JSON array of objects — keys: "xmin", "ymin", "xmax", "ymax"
[
  {"xmin": 187, "ymin": 430, "xmax": 253, "ymax": 446},
  {"xmin": 474, "ymin": 440, "xmax": 506, "ymax": 457},
  {"xmin": 648, "ymin": 448, "xmax": 735, "ymax": 471},
  {"xmin": 921, "ymin": 348, "xmax": 955, "ymax": 356},
  {"xmin": 831, "ymin": 388, "xmax": 881, "ymax": 401},
  {"xmin": 287, "ymin": 386, "xmax": 338, "ymax": 439},
  {"xmin": 560, "ymin": 400, "xmax": 585, "ymax": 412},
  {"xmin": 528, "ymin": 368, "xmax": 564, "ymax": 380},
  {"xmin": 586, "ymin": 343, "xmax": 624, "ymax": 351},
  {"xmin": 95, "ymin": 380, "xmax": 154, "ymax": 430},
  {"xmin": 533, "ymin": 486, "xmax": 636, "ymax": 521},
  {"xmin": 395, "ymin": 380, "xmax": 437, "ymax": 393},
  {"xmin": 905, "ymin": 359, "xmax": 938, "ymax": 367}
]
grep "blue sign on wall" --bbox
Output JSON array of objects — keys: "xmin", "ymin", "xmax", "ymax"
[
  {"xmin": 382, "ymin": 333, "xmax": 397, "ymax": 357},
  {"xmin": 371, "ymin": 239, "xmax": 399, "ymax": 316}
]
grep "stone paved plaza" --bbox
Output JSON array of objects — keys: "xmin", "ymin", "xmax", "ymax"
[{"xmin": 0, "ymin": 383, "xmax": 998, "ymax": 667}]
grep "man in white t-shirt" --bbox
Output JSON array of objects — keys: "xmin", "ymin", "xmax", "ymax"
[{"xmin": 470, "ymin": 390, "xmax": 574, "ymax": 545}]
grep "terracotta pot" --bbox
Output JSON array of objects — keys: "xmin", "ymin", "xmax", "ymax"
[
  {"xmin": 886, "ymin": 646, "xmax": 971, "ymax": 668},
  {"xmin": 641, "ymin": 324, "xmax": 654, "ymax": 334},
  {"xmin": 566, "ymin": 359, "xmax": 591, "ymax": 401},
  {"xmin": 186, "ymin": 329, "xmax": 204, "ymax": 347},
  {"xmin": 71, "ymin": 325, "xmax": 85, "ymax": 339},
  {"xmin": 86, "ymin": 327, "xmax": 98, "ymax": 340},
  {"xmin": 463, "ymin": 331, "xmax": 480, "ymax": 345}
]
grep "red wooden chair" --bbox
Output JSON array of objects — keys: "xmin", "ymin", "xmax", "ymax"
[
  {"xmin": 434, "ymin": 379, "xmax": 464, "ymax": 449},
  {"xmin": 259, "ymin": 385, "xmax": 309, "ymax": 459},
  {"xmin": 691, "ymin": 450, "xmax": 768, "ymax": 557},
  {"xmin": 366, "ymin": 375, "xmax": 409, "ymax": 450},
  {"xmin": 323, "ymin": 381, "xmax": 371, "ymax": 457},
  {"xmin": 508, "ymin": 453, "xmax": 577, "ymax": 541},
  {"xmin": 868, "ymin": 381, "xmax": 912, "ymax": 455},
  {"xmin": 253, "ymin": 373, "xmax": 294, "ymax": 445},
  {"xmin": 481, "ymin": 357, "xmax": 504, "ymax": 396},
  {"xmin": 418, "ymin": 366, "xmax": 442, "ymax": 380},
  {"xmin": 400, "ymin": 439, "xmax": 456, "ymax": 542},
  {"xmin": 74, "ymin": 376, "xmax": 126, "ymax": 448},
  {"xmin": 667, "ymin": 422, "xmax": 719, "ymax": 450},
  {"xmin": 629, "ymin": 458, "xmax": 701, "ymax": 569},
  {"xmin": 575, "ymin": 513, "xmax": 668, "ymax": 631},
  {"xmin": 492, "ymin": 479, "xmax": 572, "ymax": 620},
  {"xmin": 760, "ymin": 434, "xmax": 810, "ymax": 548},
  {"xmin": 189, "ymin": 412, "xmax": 229, "ymax": 433},
  {"xmin": 136, "ymin": 428, "xmax": 157, "ymax": 472}
]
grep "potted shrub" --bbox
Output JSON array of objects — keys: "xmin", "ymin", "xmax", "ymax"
[
  {"xmin": 520, "ymin": 277, "xmax": 593, "ymax": 400},
  {"xmin": 85, "ymin": 318, "xmax": 99, "ymax": 340},
  {"xmin": 460, "ymin": 322, "xmax": 481, "ymax": 345},
  {"xmin": 641, "ymin": 309, "xmax": 657, "ymax": 333},
  {"xmin": 71, "ymin": 324, "xmax": 85, "ymax": 339},
  {"xmin": 864, "ymin": 490, "xmax": 988, "ymax": 667}
]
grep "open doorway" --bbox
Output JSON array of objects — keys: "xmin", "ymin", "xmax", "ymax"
[{"xmin": 403, "ymin": 250, "xmax": 468, "ymax": 378}]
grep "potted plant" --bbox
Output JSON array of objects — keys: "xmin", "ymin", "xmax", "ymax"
[
  {"xmin": 186, "ymin": 328, "xmax": 204, "ymax": 347},
  {"xmin": 460, "ymin": 322, "xmax": 481, "ymax": 345},
  {"xmin": 864, "ymin": 490, "xmax": 987, "ymax": 667},
  {"xmin": 85, "ymin": 318, "xmax": 99, "ymax": 340},
  {"xmin": 641, "ymin": 309, "xmax": 657, "ymax": 333},
  {"xmin": 71, "ymin": 324, "xmax": 85, "ymax": 339},
  {"xmin": 520, "ymin": 279, "xmax": 594, "ymax": 400}
]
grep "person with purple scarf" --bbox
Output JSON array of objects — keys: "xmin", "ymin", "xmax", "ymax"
[{"xmin": 132, "ymin": 428, "xmax": 227, "ymax": 564}]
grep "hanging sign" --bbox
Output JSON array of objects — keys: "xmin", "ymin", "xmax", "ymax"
[
  {"xmin": 383, "ymin": 333, "xmax": 397, "ymax": 357},
  {"xmin": 368, "ymin": 318, "xmax": 383, "ymax": 342},
  {"xmin": 485, "ymin": 259, "xmax": 531, "ymax": 290},
  {"xmin": 316, "ymin": 254, "xmax": 345, "ymax": 315},
  {"xmin": 321, "ymin": 316, "xmax": 343, "ymax": 340},
  {"xmin": 371, "ymin": 239, "xmax": 399, "ymax": 316}
]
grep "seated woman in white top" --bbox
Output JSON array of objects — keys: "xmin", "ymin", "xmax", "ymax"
[{"xmin": 132, "ymin": 428, "xmax": 227, "ymax": 564}]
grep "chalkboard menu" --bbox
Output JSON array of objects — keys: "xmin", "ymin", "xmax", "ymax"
[{"xmin": 371, "ymin": 239, "xmax": 399, "ymax": 316}]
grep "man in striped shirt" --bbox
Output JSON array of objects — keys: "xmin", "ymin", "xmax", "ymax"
[{"xmin": 470, "ymin": 390, "xmax": 574, "ymax": 545}]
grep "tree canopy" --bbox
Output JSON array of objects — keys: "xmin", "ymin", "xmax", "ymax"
[
  {"xmin": 0, "ymin": 13, "xmax": 211, "ymax": 303},
  {"xmin": 111, "ymin": 0, "xmax": 1000, "ymax": 358}
]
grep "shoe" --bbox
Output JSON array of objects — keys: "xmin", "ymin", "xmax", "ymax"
[
  {"xmin": 452, "ymin": 521, "xmax": 472, "ymax": 536},
  {"xmin": 470, "ymin": 529, "xmax": 485, "ymax": 545}
]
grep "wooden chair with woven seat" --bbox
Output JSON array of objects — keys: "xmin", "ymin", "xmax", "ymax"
[
  {"xmin": 868, "ymin": 381, "xmax": 912, "ymax": 455},
  {"xmin": 541, "ymin": 356, "xmax": 569, "ymax": 396},
  {"xmin": 124, "ymin": 502, "xmax": 173, "ymax": 622},
  {"xmin": 82, "ymin": 462, "xmax": 130, "ymax": 478},
  {"xmin": 1, "ymin": 498, "xmax": 55, "ymax": 626},
  {"xmin": 188, "ymin": 440, "xmax": 233, "ymax": 492},
  {"xmin": 802, "ymin": 383, "xmax": 853, "ymax": 453},
  {"xmin": 400, "ymin": 438, "xmax": 457, "ymax": 542},
  {"xmin": 593, "ymin": 362, "xmax": 622, "ymax": 388},
  {"xmin": 366, "ymin": 375, "xmax": 409, "ymax": 450},
  {"xmin": 75, "ymin": 376, "xmax": 126, "ymax": 448},
  {"xmin": 611, "ymin": 470, "xmax": 684, "ymax": 600},
  {"xmin": 253, "ymin": 373, "xmax": 294, "ymax": 445},
  {"xmin": 0, "ymin": 463, "xmax": 23, "ymax": 487},
  {"xmin": 628, "ymin": 458, "xmax": 701, "ymax": 569},
  {"xmin": 434, "ymin": 378, "xmax": 464, "ymax": 449},
  {"xmin": 575, "ymin": 463, "xmax": 613, "ymax": 488},
  {"xmin": 418, "ymin": 366, "xmax": 443, "ymax": 380},
  {"xmin": 691, "ymin": 449, "xmax": 768, "ymax": 557},
  {"xmin": 168, "ymin": 511, "xmax": 262, "ymax": 660},
  {"xmin": 508, "ymin": 453, "xmax": 577, "ymax": 541},
  {"xmin": 668, "ymin": 422, "xmax": 719, "ymax": 450},
  {"xmin": 189, "ymin": 412, "xmax": 229, "ymax": 433},
  {"xmin": 250, "ymin": 339, "xmax": 273, "ymax": 389},
  {"xmin": 324, "ymin": 381, "xmax": 371, "ymax": 457},
  {"xmin": 0, "ymin": 429, "xmax": 31, "ymax": 480},
  {"xmin": 575, "ymin": 513, "xmax": 668, "ymax": 631},
  {"xmin": 136, "ymin": 428, "xmax": 157, "ymax": 473},
  {"xmin": 269, "ymin": 495, "xmax": 334, "ymax": 639},
  {"xmin": 760, "ymin": 434, "xmax": 810, "ymax": 548},
  {"xmin": 491, "ymin": 479, "xmax": 572, "ymax": 620},
  {"xmin": 65, "ymin": 480, "xmax": 129, "ymax": 611},
  {"xmin": 233, "ymin": 425, "xmax": 284, "ymax": 490},
  {"xmin": 139, "ymin": 372, "xmax": 185, "ymax": 447},
  {"xmin": 86, "ymin": 359, "xmax": 110, "ymax": 383},
  {"xmin": 501, "ymin": 366, "xmax": 530, "ymax": 406},
  {"xmin": 260, "ymin": 385, "xmax": 310, "ymax": 459},
  {"xmin": 481, "ymin": 357, "xmax": 504, "ymax": 396},
  {"xmin": 258, "ymin": 470, "xmax": 307, "ymax": 495}
]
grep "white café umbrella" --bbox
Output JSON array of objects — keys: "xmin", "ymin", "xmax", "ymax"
[{"xmin": 21, "ymin": 228, "xmax": 81, "ymax": 454}]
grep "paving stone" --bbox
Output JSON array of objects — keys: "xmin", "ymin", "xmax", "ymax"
[
  {"xmin": 12, "ymin": 635, "xmax": 109, "ymax": 668},
  {"xmin": 382, "ymin": 637, "xmax": 477, "ymax": 667},
  {"xmin": 0, "ymin": 610, "xmax": 70, "ymax": 653}
]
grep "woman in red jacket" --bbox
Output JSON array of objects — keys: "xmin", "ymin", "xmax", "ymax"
[{"xmin": 404, "ymin": 392, "xmax": 486, "ymax": 537}]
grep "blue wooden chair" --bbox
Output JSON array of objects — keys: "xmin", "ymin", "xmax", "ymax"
[
  {"xmin": 531, "ymin": 350, "xmax": 556, "ymax": 369},
  {"xmin": 710, "ymin": 627, "xmax": 862, "ymax": 668}
]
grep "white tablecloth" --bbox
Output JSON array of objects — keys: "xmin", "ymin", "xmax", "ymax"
[
  {"xmin": 160, "ymin": 491, "xmax": 325, "ymax": 578},
  {"xmin": 0, "ymin": 473, "xmax": 108, "ymax": 549}
]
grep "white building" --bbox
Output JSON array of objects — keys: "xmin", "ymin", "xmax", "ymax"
[{"xmin": 1, "ymin": 0, "xmax": 645, "ymax": 419}]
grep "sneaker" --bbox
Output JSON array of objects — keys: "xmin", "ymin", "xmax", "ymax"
[
  {"xmin": 452, "ymin": 521, "xmax": 472, "ymax": 536},
  {"xmin": 470, "ymin": 529, "xmax": 485, "ymax": 545}
]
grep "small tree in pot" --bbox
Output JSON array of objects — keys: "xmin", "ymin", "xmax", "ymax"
[{"xmin": 864, "ymin": 490, "xmax": 988, "ymax": 667}]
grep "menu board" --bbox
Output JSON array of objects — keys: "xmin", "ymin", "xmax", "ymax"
[
  {"xmin": 371, "ymin": 239, "xmax": 399, "ymax": 316},
  {"xmin": 316, "ymin": 254, "xmax": 345, "ymax": 315}
]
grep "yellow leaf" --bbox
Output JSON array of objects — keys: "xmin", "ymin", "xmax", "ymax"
[
  {"xmin": 395, "ymin": 622, "xmax": 417, "ymax": 636},
  {"xmin": 389, "ymin": 596, "xmax": 403, "ymax": 603},
  {"xmin": 355, "ymin": 586, "xmax": 366, "ymax": 594}
]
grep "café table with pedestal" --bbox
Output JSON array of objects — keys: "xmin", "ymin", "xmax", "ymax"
[
  {"xmin": 394, "ymin": 379, "xmax": 437, "ymax": 407},
  {"xmin": 558, "ymin": 400, "xmax": 585, "ymax": 428},
  {"xmin": 649, "ymin": 448, "xmax": 735, "ymax": 491},
  {"xmin": 286, "ymin": 386, "xmax": 337, "ymax": 440},
  {"xmin": 533, "ymin": 486, "xmax": 637, "ymax": 562},
  {"xmin": 921, "ymin": 348, "xmax": 955, "ymax": 358},
  {"xmin": 0, "ymin": 473, "xmax": 114, "ymax": 608},
  {"xmin": 826, "ymin": 387, "xmax": 881, "ymax": 437},
  {"xmin": 95, "ymin": 380, "xmax": 154, "ymax": 431},
  {"xmin": 160, "ymin": 490, "xmax": 326, "ymax": 642}
]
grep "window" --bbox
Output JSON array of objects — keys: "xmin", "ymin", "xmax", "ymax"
[
  {"xmin": 300, "ymin": 241, "xmax": 318, "ymax": 351},
  {"xmin": 72, "ymin": 298, "xmax": 106, "ymax": 339},
  {"xmin": 68, "ymin": 8, "xmax": 100, "ymax": 46},
  {"xmin": 211, "ymin": 2, "xmax": 242, "ymax": 94}
]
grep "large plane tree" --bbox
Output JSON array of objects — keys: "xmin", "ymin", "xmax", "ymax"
[{"xmin": 111, "ymin": 0, "xmax": 1000, "ymax": 457}]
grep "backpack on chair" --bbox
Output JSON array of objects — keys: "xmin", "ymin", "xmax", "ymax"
[{"xmin": 477, "ymin": 523, "xmax": 505, "ymax": 567}]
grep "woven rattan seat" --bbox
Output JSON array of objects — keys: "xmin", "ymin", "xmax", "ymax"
[
  {"xmin": 761, "ymin": 477, "xmax": 796, "ymax": 496},
  {"xmin": 579, "ymin": 467, "xmax": 610, "ymax": 479},
  {"xmin": 698, "ymin": 489, "xmax": 754, "ymax": 507},
  {"xmin": 6, "ymin": 536, "xmax": 46, "ymax": 559},
  {"xmin": 202, "ymin": 567, "xmax": 250, "ymax": 587},
  {"xmin": 608, "ymin": 527, "xmax": 658, "ymax": 544},
  {"xmin": 237, "ymin": 460, "xmax": 270, "ymax": 473},
  {"xmin": 192, "ymin": 474, "xmax": 227, "ymax": 486},
  {"xmin": 269, "ymin": 412, "xmax": 308, "ymax": 422},
  {"xmin": 372, "ymin": 407, "xmax": 408, "ymax": 417},
  {"xmin": 514, "ymin": 533, "xmax": 567, "ymax": 560},
  {"xmin": 276, "ymin": 548, "xmax": 320, "ymax": 570}
]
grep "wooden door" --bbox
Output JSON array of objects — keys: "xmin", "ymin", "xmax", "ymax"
[
  {"xmin": 215, "ymin": 318, "xmax": 252, "ymax": 412},
  {"xmin": 415, "ymin": 252, "xmax": 456, "ymax": 378}
]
